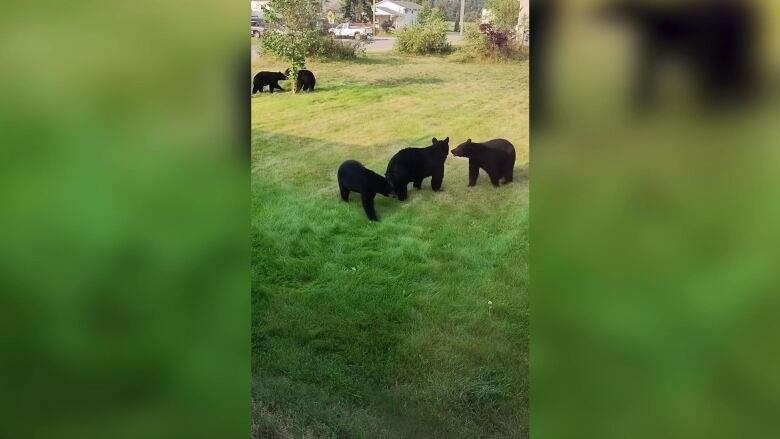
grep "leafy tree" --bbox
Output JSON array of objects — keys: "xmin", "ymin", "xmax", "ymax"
[
  {"xmin": 260, "ymin": 0, "xmax": 322, "ymax": 92},
  {"xmin": 419, "ymin": 5, "xmax": 447, "ymax": 25},
  {"xmin": 340, "ymin": 0, "xmax": 372, "ymax": 22},
  {"xmin": 431, "ymin": 0, "xmax": 484, "ymax": 22}
]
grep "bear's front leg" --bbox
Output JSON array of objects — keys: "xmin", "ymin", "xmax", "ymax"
[
  {"xmin": 468, "ymin": 163, "xmax": 479, "ymax": 186},
  {"xmin": 396, "ymin": 184, "xmax": 408, "ymax": 201},
  {"xmin": 431, "ymin": 168, "xmax": 444, "ymax": 191},
  {"xmin": 361, "ymin": 192, "xmax": 379, "ymax": 221}
]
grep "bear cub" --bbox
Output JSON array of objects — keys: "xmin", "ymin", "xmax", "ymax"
[
  {"xmin": 338, "ymin": 160, "xmax": 394, "ymax": 221},
  {"xmin": 451, "ymin": 138, "xmax": 516, "ymax": 187},
  {"xmin": 285, "ymin": 69, "xmax": 316, "ymax": 92},
  {"xmin": 385, "ymin": 137, "xmax": 449, "ymax": 201},
  {"xmin": 252, "ymin": 71, "xmax": 287, "ymax": 94}
]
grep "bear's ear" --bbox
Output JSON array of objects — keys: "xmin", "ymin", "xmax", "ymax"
[
  {"xmin": 432, "ymin": 137, "xmax": 438, "ymax": 144},
  {"xmin": 467, "ymin": 138, "xmax": 472, "ymax": 144},
  {"xmin": 444, "ymin": 137, "xmax": 449, "ymax": 143}
]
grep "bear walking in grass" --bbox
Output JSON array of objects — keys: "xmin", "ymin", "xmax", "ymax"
[
  {"xmin": 285, "ymin": 69, "xmax": 316, "ymax": 92},
  {"xmin": 451, "ymin": 138, "xmax": 516, "ymax": 187},
  {"xmin": 338, "ymin": 160, "xmax": 395, "ymax": 221},
  {"xmin": 252, "ymin": 71, "xmax": 287, "ymax": 94},
  {"xmin": 385, "ymin": 137, "xmax": 449, "ymax": 201}
]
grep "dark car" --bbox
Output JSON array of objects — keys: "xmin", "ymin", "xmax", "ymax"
[{"xmin": 251, "ymin": 18, "xmax": 266, "ymax": 38}]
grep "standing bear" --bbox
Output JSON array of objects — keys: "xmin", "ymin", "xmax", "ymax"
[
  {"xmin": 451, "ymin": 138, "xmax": 516, "ymax": 187},
  {"xmin": 338, "ymin": 160, "xmax": 395, "ymax": 221},
  {"xmin": 252, "ymin": 71, "xmax": 288, "ymax": 94},
  {"xmin": 285, "ymin": 69, "xmax": 316, "ymax": 92},
  {"xmin": 385, "ymin": 137, "xmax": 449, "ymax": 201}
]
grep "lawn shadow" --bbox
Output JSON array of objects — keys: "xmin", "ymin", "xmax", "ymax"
[
  {"xmin": 350, "ymin": 55, "xmax": 405, "ymax": 66},
  {"xmin": 370, "ymin": 76, "xmax": 443, "ymax": 88},
  {"xmin": 304, "ymin": 77, "xmax": 443, "ymax": 93}
]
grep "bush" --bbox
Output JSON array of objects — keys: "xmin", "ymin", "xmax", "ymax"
[
  {"xmin": 312, "ymin": 35, "xmax": 368, "ymax": 60},
  {"xmin": 452, "ymin": 22, "xmax": 527, "ymax": 62},
  {"xmin": 394, "ymin": 18, "xmax": 451, "ymax": 55}
]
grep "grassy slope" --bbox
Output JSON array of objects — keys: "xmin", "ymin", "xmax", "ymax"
[{"xmin": 252, "ymin": 53, "xmax": 528, "ymax": 438}]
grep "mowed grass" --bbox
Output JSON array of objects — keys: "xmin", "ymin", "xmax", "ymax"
[{"xmin": 252, "ymin": 53, "xmax": 528, "ymax": 438}]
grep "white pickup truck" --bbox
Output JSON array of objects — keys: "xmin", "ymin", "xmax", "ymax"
[{"xmin": 328, "ymin": 22, "xmax": 373, "ymax": 40}]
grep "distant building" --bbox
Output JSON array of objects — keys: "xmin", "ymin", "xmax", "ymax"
[
  {"xmin": 251, "ymin": 0, "xmax": 271, "ymax": 18},
  {"xmin": 374, "ymin": 0, "xmax": 422, "ymax": 29}
]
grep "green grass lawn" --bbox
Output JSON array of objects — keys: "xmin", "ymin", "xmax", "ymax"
[{"xmin": 252, "ymin": 53, "xmax": 528, "ymax": 438}]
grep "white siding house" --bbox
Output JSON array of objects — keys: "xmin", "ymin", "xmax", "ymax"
[
  {"xmin": 374, "ymin": 0, "xmax": 422, "ymax": 29},
  {"xmin": 251, "ymin": 0, "xmax": 270, "ymax": 18}
]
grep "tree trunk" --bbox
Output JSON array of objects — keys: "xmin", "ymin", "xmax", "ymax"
[{"xmin": 459, "ymin": 0, "xmax": 465, "ymax": 35}]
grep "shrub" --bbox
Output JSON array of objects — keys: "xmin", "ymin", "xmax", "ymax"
[
  {"xmin": 312, "ymin": 35, "xmax": 367, "ymax": 60},
  {"xmin": 452, "ymin": 22, "xmax": 527, "ymax": 63},
  {"xmin": 484, "ymin": 0, "xmax": 521, "ymax": 31},
  {"xmin": 394, "ymin": 18, "xmax": 451, "ymax": 55}
]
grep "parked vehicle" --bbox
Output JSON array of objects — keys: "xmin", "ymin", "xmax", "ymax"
[
  {"xmin": 251, "ymin": 19, "xmax": 266, "ymax": 38},
  {"xmin": 328, "ymin": 22, "xmax": 373, "ymax": 40}
]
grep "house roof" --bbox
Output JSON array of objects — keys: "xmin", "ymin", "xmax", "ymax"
[
  {"xmin": 377, "ymin": 0, "xmax": 423, "ymax": 10},
  {"xmin": 375, "ymin": 6, "xmax": 401, "ymax": 16}
]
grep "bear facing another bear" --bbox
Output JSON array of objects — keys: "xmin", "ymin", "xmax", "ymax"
[
  {"xmin": 451, "ymin": 138, "xmax": 516, "ymax": 187},
  {"xmin": 252, "ymin": 69, "xmax": 316, "ymax": 94},
  {"xmin": 339, "ymin": 137, "xmax": 517, "ymax": 221},
  {"xmin": 385, "ymin": 137, "xmax": 450, "ymax": 201}
]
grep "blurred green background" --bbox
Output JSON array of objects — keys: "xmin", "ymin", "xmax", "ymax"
[
  {"xmin": 532, "ymin": 1, "xmax": 780, "ymax": 438},
  {"xmin": 0, "ymin": 1, "xmax": 248, "ymax": 438}
]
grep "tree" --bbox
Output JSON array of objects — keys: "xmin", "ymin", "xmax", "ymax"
[
  {"xmin": 260, "ymin": 0, "xmax": 322, "ymax": 93},
  {"xmin": 340, "ymin": 0, "xmax": 372, "ymax": 22},
  {"xmin": 419, "ymin": 5, "xmax": 447, "ymax": 25}
]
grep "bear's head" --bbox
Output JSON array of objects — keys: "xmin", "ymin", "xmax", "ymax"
[
  {"xmin": 451, "ymin": 139, "xmax": 475, "ymax": 157},
  {"xmin": 431, "ymin": 137, "xmax": 449, "ymax": 159},
  {"xmin": 379, "ymin": 177, "xmax": 396, "ymax": 198}
]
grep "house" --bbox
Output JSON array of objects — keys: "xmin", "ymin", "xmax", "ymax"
[
  {"xmin": 374, "ymin": 0, "xmax": 422, "ymax": 29},
  {"xmin": 251, "ymin": 0, "xmax": 271, "ymax": 18}
]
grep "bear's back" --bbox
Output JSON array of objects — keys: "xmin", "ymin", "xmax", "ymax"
[{"xmin": 482, "ymin": 139, "xmax": 515, "ymax": 158}]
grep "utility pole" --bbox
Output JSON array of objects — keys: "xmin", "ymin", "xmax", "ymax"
[
  {"xmin": 459, "ymin": 0, "xmax": 465, "ymax": 35},
  {"xmin": 516, "ymin": 3, "xmax": 523, "ymax": 42},
  {"xmin": 373, "ymin": 0, "xmax": 377, "ymax": 33}
]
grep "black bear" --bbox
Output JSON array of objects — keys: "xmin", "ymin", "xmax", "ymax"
[
  {"xmin": 451, "ymin": 138, "xmax": 516, "ymax": 187},
  {"xmin": 252, "ymin": 71, "xmax": 287, "ymax": 94},
  {"xmin": 337, "ymin": 160, "xmax": 394, "ymax": 221},
  {"xmin": 385, "ymin": 137, "xmax": 449, "ymax": 201},
  {"xmin": 285, "ymin": 69, "xmax": 316, "ymax": 92}
]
